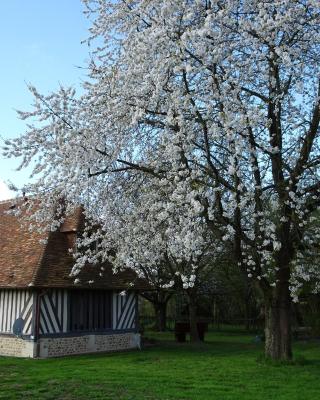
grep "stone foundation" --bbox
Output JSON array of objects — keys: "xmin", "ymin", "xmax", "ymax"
[
  {"xmin": 0, "ymin": 332, "xmax": 140, "ymax": 358},
  {"xmin": 39, "ymin": 332, "xmax": 140, "ymax": 358},
  {"xmin": 0, "ymin": 336, "xmax": 35, "ymax": 358}
]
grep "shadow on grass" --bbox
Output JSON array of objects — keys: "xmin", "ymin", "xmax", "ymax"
[
  {"xmin": 256, "ymin": 352, "xmax": 320, "ymax": 367},
  {"xmin": 141, "ymin": 332, "xmax": 320, "ymax": 365},
  {"xmin": 142, "ymin": 336, "xmax": 260, "ymax": 358}
]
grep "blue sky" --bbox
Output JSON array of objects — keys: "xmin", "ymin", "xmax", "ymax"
[{"xmin": 0, "ymin": 0, "xmax": 91, "ymax": 200}]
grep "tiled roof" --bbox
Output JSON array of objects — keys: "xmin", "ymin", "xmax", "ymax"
[
  {"xmin": 0, "ymin": 200, "xmax": 148, "ymax": 290},
  {"xmin": 0, "ymin": 199, "xmax": 47, "ymax": 288}
]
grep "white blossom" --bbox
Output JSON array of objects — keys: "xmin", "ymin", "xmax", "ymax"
[{"xmin": 3, "ymin": 0, "xmax": 320, "ymax": 301}]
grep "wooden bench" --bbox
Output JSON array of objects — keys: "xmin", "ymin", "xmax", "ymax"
[
  {"xmin": 293, "ymin": 326, "xmax": 312, "ymax": 340},
  {"xmin": 174, "ymin": 321, "xmax": 208, "ymax": 342}
]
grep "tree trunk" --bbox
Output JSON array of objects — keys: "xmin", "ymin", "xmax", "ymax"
[
  {"xmin": 154, "ymin": 301, "xmax": 167, "ymax": 332},
  {"xmin": 264, "ymin": 281, "xmax": 292, "ymax": 360},
  {"xmin": 141, "ymin": 290, "xmax": 171, "ymax": 332},
  {"xmin": 189, "ymin": 296, "xmax": 200, "ymax": 342},
  {"xmin": 244, "ymin": 295, "xmax": 251, "ymax": 332}
]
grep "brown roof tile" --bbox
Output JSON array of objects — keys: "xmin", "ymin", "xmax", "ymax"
[
  {"xmin": 0, "ymin": 200, "xmax": 148, "ymax": 290},
  {"xmin": 0, "ymin": 200, "xmax": 47, "ymax": 288}
]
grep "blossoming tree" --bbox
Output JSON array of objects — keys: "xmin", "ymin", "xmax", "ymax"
[{"xmin": 4, "ymin": 0, "xmax": 320, "ymax": 359}]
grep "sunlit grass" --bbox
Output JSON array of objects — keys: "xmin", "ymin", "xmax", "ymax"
[{"xmin": 0, "ymin": 330, "xmax": 319, "ymax": 399}]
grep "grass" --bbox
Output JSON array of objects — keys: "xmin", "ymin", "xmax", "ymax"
[{"xmin": 0, "ymin": 330, "xmax": 319, "ymax": 400}]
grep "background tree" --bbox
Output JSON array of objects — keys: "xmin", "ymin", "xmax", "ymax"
[{"xmin": 4, "ymin": 0, "xmax": 320, "ymax": 360}]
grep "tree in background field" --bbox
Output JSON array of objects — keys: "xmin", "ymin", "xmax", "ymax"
[{"xmin": 3, "ymin": 0, "xmax": 320, "ymax": 360}]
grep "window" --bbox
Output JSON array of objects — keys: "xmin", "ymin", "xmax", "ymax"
[{"xmin": 69, "ymin": 290, "xmax": 111, "ymax": 332}]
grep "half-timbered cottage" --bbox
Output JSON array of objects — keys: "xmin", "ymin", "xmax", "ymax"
[{"xmin": 0, "ymin": 199, "xmax": 147, "ymax": 358}]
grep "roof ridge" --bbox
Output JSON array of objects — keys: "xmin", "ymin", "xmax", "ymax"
[
  {"xmin": 0, "ymin": 196, "xmax": 31, "ymax": 206},
  {"xmin": 0, "ymin": 194, "xmax": 39, "ymax": 205},
  {"xmin": 0, "ymin": 199, "xmax": 15, "ymax": 205}
]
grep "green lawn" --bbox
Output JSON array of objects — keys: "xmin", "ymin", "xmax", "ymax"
[{"xmin": 0, "ymin": 331, "xmax": 319, "ymax": 400}]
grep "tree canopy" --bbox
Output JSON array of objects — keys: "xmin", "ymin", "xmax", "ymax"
[{"xmin": 3, "ymin": 0, "xmax": 320, "ymax": 359}]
